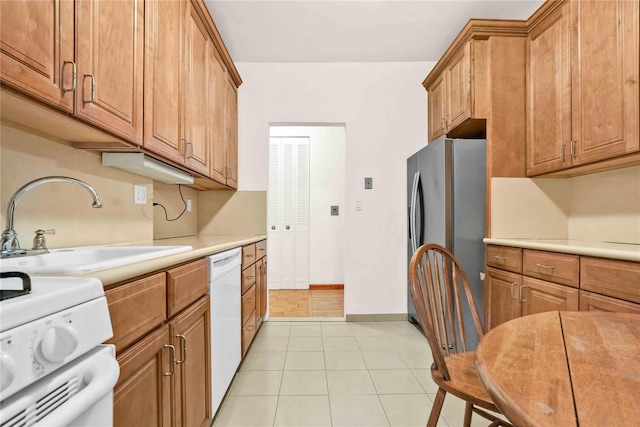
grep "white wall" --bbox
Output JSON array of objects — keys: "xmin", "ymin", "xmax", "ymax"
[
  {"xmin": 270, "ymin": 125, "xmax": 346, "ymax": 285},
  {"xmin": 237, "ymin": 61, "xmax": 433, "ymax": 315}
]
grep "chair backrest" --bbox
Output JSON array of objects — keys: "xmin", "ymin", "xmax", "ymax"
[{"xmin": 409, "ymin": 243, "xmax": 484, "ymax": 381}]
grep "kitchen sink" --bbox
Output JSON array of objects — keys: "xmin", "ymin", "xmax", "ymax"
[{"xmin": 0, "ymin": 245, "xmax": 193, "ymax": 274}]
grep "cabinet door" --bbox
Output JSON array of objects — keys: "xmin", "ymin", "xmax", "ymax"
[
  {"xmin": 579, "ymin": 291, "xmax": 640, "ymax": 314},
  {"xmin": 209, "ymin": 47, "xmax": 228, "ymax": 184},
  {"xmin": 571, "ymin": 0, "xmax": 639, "ymax": 164},
  {"xmin": 226, "ymin": 76, "xmax": 239, "ymax": 188},
  {"xmin": 255, "ymin": 258, "xmax": 264, "ymax": 325},
  {"xmin": 485, "ymin": 267, "xmax": 521, "ymax": 330},
  {"xmin": 0, "ymin": 0, "xmax": 74, "ymax": 112},
  {"xmin": 261, "ymin": 257, "xmax": 268, "ymax": 319},
  {"xmin": 114, "ymin": 325, "xmax": 173, "ymax": 427},
  {"xmin": 167, "ymin": 258, "xmax": 209, "ymax": 318},
  {"xmin": 520, "ymin": 276, "xmax": 578, "ymax": 317},
  {"xmin": 526, "ymin": 4, "xmax": 572, "ymax": 175},
  {"xmin": 446, "ymin": 42, "xmax": 471, "ymax": 131},
  {"xmin": 144, "ymin": 0, "xmax": 185, "ymax": 164},
  {"xmin": 75, "ymin": 0, "xmax": 144, "ymax": 144},
  {"xmin": 183, "ymin": 2, "xmax": 210, "ymax": 176},
  {"xmin": 428, "ymin": 72, "xmax": 447, "ymax": 142},
  {"xmin": 170, "ymin": 296, "xmax": 211, "ymax": 427}
]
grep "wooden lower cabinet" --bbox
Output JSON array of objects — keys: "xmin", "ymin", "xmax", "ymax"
[
  {"xmin": 579, "ymin": 291, "xmax": 640, "ymax": 314},
  {"xmin": 170, "ymin": 295, "xmax": 211, "ymax": 427},
  {"xmin": 114, "ymin": 326, "xmax": 173, "ymax": 427},
  {"xmin": 485, "ymin": 267, "xmax": 579, "ymax": 329},
  {"xmin": 111, "ymin": 258, "xmax": 211, "ymax": 427}
]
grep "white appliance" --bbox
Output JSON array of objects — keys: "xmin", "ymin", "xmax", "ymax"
[
  {"xmin": 0, "ymin": 273, "xmax": 117, "ymax": 426},
  {"xmin": 208, "ymin": 248, "xmax": 241, "ymax": 416}
]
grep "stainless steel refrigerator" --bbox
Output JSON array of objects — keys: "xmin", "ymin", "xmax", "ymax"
[{"xmin": 407, "ymin": 137, "xmax": 486, "ymax": 349}]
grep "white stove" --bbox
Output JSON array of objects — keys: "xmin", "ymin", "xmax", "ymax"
[{"xmin": 0, "ymin": 273, "xmax": 117, "ymax": 426}]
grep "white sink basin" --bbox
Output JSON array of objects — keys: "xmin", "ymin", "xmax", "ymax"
[{"xmin": 0, "ymin": 245, "xmax": 193, "ymax": 274}]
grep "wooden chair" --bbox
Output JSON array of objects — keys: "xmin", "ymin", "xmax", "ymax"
[{"xmin": 409, "ymin": 243, "xmax": 512, "ymax": 427}]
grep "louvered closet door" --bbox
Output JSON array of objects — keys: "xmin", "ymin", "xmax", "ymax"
[{"xmin": 268, "ymin": 137, "xmax": 310, "ymax": 290}]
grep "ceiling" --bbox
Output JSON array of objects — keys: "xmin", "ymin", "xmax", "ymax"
[{"xmin": 204, "ymin": 0, "xmax": 546, "ymax": 63}]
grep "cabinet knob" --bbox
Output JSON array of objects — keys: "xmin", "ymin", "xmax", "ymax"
[
  {"xmin": 285, "ymin": 225, "xmax": 290, "ymax": 230},
  {"xmin": 271, "ymin": 225, "xmax": 276, "ymax": 230}
]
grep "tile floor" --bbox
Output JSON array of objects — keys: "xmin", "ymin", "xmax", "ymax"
[{"xmin": 213, "ymin": 320, "xmax": 500, "ymax": 427}]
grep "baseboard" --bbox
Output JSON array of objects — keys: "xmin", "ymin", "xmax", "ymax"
[
  {"xmin": 345, "ymin": 313, "xmax": 409, "ymax": 322},
  {"xmin": 309, "ymin": 284, "xmax": 344, "ymax": 290}
]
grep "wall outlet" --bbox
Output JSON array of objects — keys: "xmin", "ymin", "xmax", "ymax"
[
  {"xmin": 331, "ymin": 205, "xmax": 339, "ymax": 216},
  {"xmin": 134, "ymin": 185, "xmax": 146, "ymax": 205},
  {"xmin": 187, "ymin": 199, "xmax": 192, "ymax": 212},
  {"xmin": 364, "ymin": 177, "xmax": 373, "ymax": 189}
]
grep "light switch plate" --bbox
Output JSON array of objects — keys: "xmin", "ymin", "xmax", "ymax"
[
  {"xmin": 186, "ymin": 199, "xmax": 192, "ymax": 212},
  {"xmin": 365, "ymin": 177, "xmax": 373, "ymax": 189},
  {"xmin": 134, "ymin": 185, "xmax": 146, "ymax": 205}
]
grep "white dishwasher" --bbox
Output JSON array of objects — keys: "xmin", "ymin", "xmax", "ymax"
[{"xmin": 208, "ymin": 248, "xmax": 242, "ymax": 416}]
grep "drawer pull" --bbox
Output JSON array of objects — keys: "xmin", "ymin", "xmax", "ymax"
[
  {"xmin": 246, "ymin": 254, "xmax": 255, "ymax": 258},
  {"xmin": 247, "ymin": 297, "xmax": 255, "ymax": 302},
  {"xmin": 175, "ymin": 335, "xmax": 187, "ymax": 364},
  {"xmin": 510, "ymin": 282, "xmax": 518, "ymax": 299},
  {"xmin": 493, "ymin": 256, "xmax": 508, "ymax": 261},
  {"xmin": 247, "ymin": 325, "xmax": 255, "ymax": 332},
  {"xmin": 535, "ymin": 263, "xmax": 555, "ymax": 271},
  {"xmin": 245, "ymin": 275, "xmax": 255, "ymax": 280},
  {"xmin": 163, "ymin": 344, "xmax": 176, "ymax": 376},
  {"xmin": 519, "ymin": 285, "xmax": 528, "ymax": 302}
]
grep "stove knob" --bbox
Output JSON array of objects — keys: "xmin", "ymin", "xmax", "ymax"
[
  {"xmin": 0, "ymin": 352, "xmax": 16, "ymax": 391},
  {"xmin": 38, "ymin": 325, "xmax": 79, "ymax": 363}
]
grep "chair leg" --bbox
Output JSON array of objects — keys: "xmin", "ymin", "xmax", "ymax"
[
  {"xmin": 463, "ymin": 402, "xmax": 473, "ymax": 427},
  {"xmin": 427, "ymin": 388, "xmax": 446, "ymax": 427}
]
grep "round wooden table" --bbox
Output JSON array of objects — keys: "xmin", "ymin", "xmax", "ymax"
[{"xmin": 475, "ymin": 311, "xmax": 640, "ymax": 427}]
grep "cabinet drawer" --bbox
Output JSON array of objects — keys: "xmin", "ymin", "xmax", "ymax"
[
  {"xmin": 241, "ymin": 263, "xmax": 256, "ymax": 295},
  {"xmin": 486, "ymin": 245, "xmax": 522, "ymax": 273},
  {"xmin": 579, "ymin": 290, "xmax": 640, "ymax": 314},
  {"xmin": 523, "ymin": 250, "xmax": 579, "ymax": 288},
  {"xmin": 167, "ymin": 258, "xmax": 209, "ymax": 318},
  {"xmin": 581, "ymin": 257, "xmax": 640, "ymax": 304},
  {"xmin": 256, "ymin": 240, "xmax": 267, "ymax": 260},
  {"xmin": 242, "ymin": 284, "xmax": 256, "ymax": 326},
  {"xmin": 106, "ymin": 273, "xmax": 167, "ymax": 354},
  {"xmin": 242, "ymin": 310, "xmax": 257, "ymax": 357},
  {"xmin": 242, "ymin": 244, "xmax": 256, "ymax": 268}
]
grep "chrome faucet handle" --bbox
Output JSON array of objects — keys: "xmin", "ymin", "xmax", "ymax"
[{"xmin": 32, "ymin": 229, "xmax": 55, "ymax": 251}]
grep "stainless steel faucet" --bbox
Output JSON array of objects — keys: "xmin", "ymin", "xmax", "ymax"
[{"xmin": 0, "ymin": 176, "xmax": 103, "ymax": 257}]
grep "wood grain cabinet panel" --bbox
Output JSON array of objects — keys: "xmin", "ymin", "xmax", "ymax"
[
  {"xmin": 580, "ymin": 257, "xmax": 640, "ymax": 305},
  {"xmin": 486, "ymin": 245, "xmax": 522, "ymax": 273},
  {"xmin": 209, "ymin": 46, "xmax": 228, "ymax": 184},
  {"xmin": 143, "ymin": 0, "xmax": 185, "ymax": 164},
  {"xmin": 579, "ymin": 291, "xmax": 640, "ymax": 314},
  {"xmin": 485, "ymin": 267, "xmax": 521, "ymax": 330},
  {"xmin": 446, "ymin": 42, "xmax": 472, "ymax": 131},
  {"xmin": 0, "ymin": 0, "xmax": 74, "ymax": 112},
  {"xmin": 523, "ymin": 249, "xmax": 579, "ymax": 288},
  {"xmin": 526, "ymin": 0, "xmax": 639, "ymax": 176},
  {"xmin": 241, "ymin": 263, "xmax": 256, "ymax": 295},
  {"xmin": 167, "ymin": 258, "xmax": 209, "ymax": 318},
  {"xmin": 256, "ymin": 240, "xmax": 267, "ymax": 259},
  {"xmin": 526, "ymin": 3, "xmax": 571, "ymax": 175},
  {"xmin": 170, "ymin": 295, "xmax": 211, "ymax": 427},
  {"xmin": 242, "ymin": 311, "xmax": 257, "ymax": 358},
  {"xmin": 521, "ymin": 276, "xmax": 579, "ymax": 316},
  {"xmin": 242, "ymin": 285, "xmax": 256, "ymax": 327},
  {"xmin": 114, "ymin": 325, "xmax": 173, "ymax": 427},
  {"xmin": 225, "ymin": 75, "xmax": 239, "ymax": 188},
  {"xmin": 428, "ymin": 72, "xmax": 447, "ymax": 142},
  {"xmin": 183, "ymin": 1, "xmax": 211, "ymax": 176},
  {"xmin": 105, "ymin": 272, "xmax": 167, "ymax": 353},
  {"xmin": 75, "ymin": 0, "xmax": 144, "ymax": 144},
  {"xmin": 242, "ymin": 244, "xmax": 257, "ymax": 268}
]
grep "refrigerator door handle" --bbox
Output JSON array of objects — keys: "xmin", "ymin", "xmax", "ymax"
[{"xmin": 410, "ymin": 171, "xmax": 420, "ymax": 253}]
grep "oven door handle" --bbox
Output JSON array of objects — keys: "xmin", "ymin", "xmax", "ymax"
[{"xmin": 39, "ymin": 352, "xmax": 120, "ymax": 426}]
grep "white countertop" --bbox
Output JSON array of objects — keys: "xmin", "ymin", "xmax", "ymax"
[
  {"xmin": 483, "ymin": 238, "xmax": 640, "ymax": 262},
  {"xmin": 80, "ymin": 234, "xmax": 266, "ymax": 286}
]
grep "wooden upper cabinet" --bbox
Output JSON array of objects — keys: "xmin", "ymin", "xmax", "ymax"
[
  {"xmin": 424, "ymin": 39, "xmax": 488, "ymax": 142},
  {"xmin": 527, "ymin": 0, "xmax": 639, "ymax": 176},
  {"xmin": 226, "ymin": 76, "xmax": 239, "ymax": 189},
  {"xmin": 144, "ymin": 0, "xmax": 185, "ymax": 164},
  {"xmin": 209, "ymin": 47, "xmax": 228, "ymax": 185},
  {"xmin": 75, "ymin": 0, "xmax": 144, "ymax": 145},
  {"xmin": 428, "ymin": 73, "xmax": 447, "ymax": 142},
  {"xmin": 183, "ymin": 2, "xmax": 211, "ymax": 176},
  {"xmin": 0, "ymin": 0, "xmax": 74, "ymax": 112},
  {"xmin": 526, "ymin": 3, "xmax": 571, "ymax": 175},
  {"xmin": 570, "ymin": 0, "xmax": 639, "ymax": 165}
]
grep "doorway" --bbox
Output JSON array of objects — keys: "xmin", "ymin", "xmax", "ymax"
[{"xmin": 267, "ymin": 124, "xmax": 346, "ymax": 318}]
